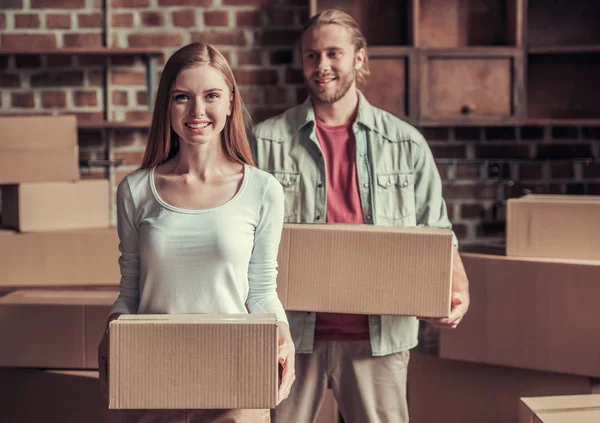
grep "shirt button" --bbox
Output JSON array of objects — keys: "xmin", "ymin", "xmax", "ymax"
[
  {"xmin": 360, "ymin": 152, "xmax": 366, "ymax": 157},
  {"xmin": 316, "ymin": 215, "xmax": 321, "ymax": 220},
  {"xmin": 366, "ymin": 214, "xmax": 372, "ymax": 221},
  {"xmin": 402, "ymin": 181, "xmax": 409, "ymax": 187},
  {"xmin": 363, "ymin": 183, "xmax": 369, "ymax": 188},
  {"xmin": 386, "ymin": 181, "xmax": 391, "ymax": 186},
  {"xmin": 317, "ymin": 183, "xmax": 323, "ymax": 188}
]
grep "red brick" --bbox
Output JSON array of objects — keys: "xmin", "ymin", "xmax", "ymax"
[
  {"xmin": 236, "ymin": 11, "xmax": 262, "ymax": 27},
  {"xmin": 47, "ymin": 55, "xmax": 72, "ymax": 67},
  {"xmin": 237, "ymin": 50, "xmax": 262, "ymax": 66},
  {"xmin": 430, "ymin": 145, "xmax": 466, "ymax": 159},
  {"xmin": 436, "ymin": 164, "xmax": 450, "ymax": 181},
  {"xmin": 270, "ymin": 50, "xmax": 294, "ymax": 65},
  {"xmin": 78, "ymin": 131, "xmax": 103, "ymax": 147},
  {"xmin": 172, "ymin": 10, "xmax": 196, "ymax": 27},
  {"xmin": 285, "ymin": 68, "xmax": 303, "ymax": 84},
  {"xmin": 73, "ymin": 111, "xmax": 104, "ymax": 122},
  {"xmin": 158, "ymin": 0, "xmax": 211, "ymax": 5},
  {"xmin": 2, "ymin": 0, "xmax": 22, "ymax": 9},
  {"xmin": 518, "ymin": 163, "xmax": 544, "ymax": 180},
  {"xmin": 42, "ymin": 91, "xmax": 67, "ymax": 108},
  {"xmin": 16, "ymin": 55, "xmax": 41, "ymax": 68},
  {"xmin": 537, "ymin": 144, "xmax": 592, "ymax": 159},
  {"xmin": 259, "ymin": 29, "xmax": 301, "ymax": 46},
  {"xmin": 0, "ymin": 74, "xmax": 21, "ymax": 88},
  {"xmin": 454, "ymin": 127, "xmax": 482, "ymax": 141},
  {"xmin": 15, "ymin": 13, "xmax": 41, "ymax": 29},
  {"xmin": 452, "ymin": 224, "xmax": 468, "ymax": 241},
  {"xmin": 475, "ymin": 144, "xmax": 530, "ymax": 159},
  {"xmin": 251, "ymin": 107, "xmax": 286, "ymax": 123},
  {"xmin": 112, "ymin": 69, "xmax": 146, "ymax": 85},
  {"xmin": 265, "ymin": 86, "xmax": 288, "ymax": 105},
  {"xmin": 204, "ymin": 11, "xmax": 228, "ymax": 27},
  {"xmin": 46, "ymin": 14, "xmax": 72, "ymax": 29},
  {"xmin": 455, "ymin": 163, "xmax": 481, "ymax": 179},
  {"xmin": 112, "ymin": 90, "xmax": 129, "ymax": 106},
  {"xmin": 1, "ymin": 34, "xmax": 57, "ymax": 49},
  {"xmin": 484, "ymin": 126, "xmax": 516, "ymax": 140},
  {"xmin": 551, "ymin": 126, "xmax": 578, "ymax": 139},
  {"xmin": 296, "ymin": 86, "xmax": 308, "ymax": 102},
  {"xmin": 114, "ymin": 129, "xmax": 139, "ymax": 147},
  {"xmin": 114, "ymin": 151, "xmax": 145, "ymax": 166},
  {"xmin": 11, "ymin": 92, "xmax": 35, "ymax": 108},
  {"xmin": 128, "ymin": 32, "xmax": 183, "ymax": 47},
  {"xmin": 89, "ymin": 70, "xmax": 104, "ymax": 86},
  {"xmin": 125, "ymin": 110, "xmax": 152, "ymax": 121},
  {"xmin": 442, "ymin": 183, "xmax": 496, "ymax": 200},
  {"xmin": 420, "ymin": 127, "xmax": 450, "ymax": 141},
  {"xmin": 476, "ymin": 221, "xmax": 506, "ymax": 238},
  {"xmin": 266, "ymin": 9, "xmax": 294, "ymax": 26},
  {"xmin": 32, "ymin": 0, "xmax": 84, "ymax": 8},
  {"xmin": 64, "ymin": 33, "xmax": 103, "ymax": 48},
  {"xmin": 238, "ymin": 87, "xmax": 263, "ymax": 105},
  {"xmin": 31, "ymin": 71, "xmax": 84, "ymax": 87},
  {"xmin": 136, "ymin": 91, "xmax": 148, "ymax": 105},
  {"xmin": 583, "ymin": 164, "xmax": 600, "ymax": 179},
  {"xmin": 77, "ymin": 13, "xmax": 102, "ymax": 28},
  {"xmin": 460, "ymin": 204, "xmax": 485, "ymax": 219},
  {"xmin": 111, "ymin": 0, "xmax": 149, "ymax": 7},
  {"xmin": 550, "ymin": 163, "xmax": 574, "ymax": 179},
  {"xmin": 520, "ymin": 126, "xmax": 544, "ymax": 140},
  {"xmin": 73, "ymin": 90, "xmax": 98, "ymax": 107},
  {"xmin": 141, "ymin": 11, "xmax": 164, "ymax": 27},
  {"xmin": 191, "ymin": 31, "xmax": 245, "ymax": 46},
  {"xmin": 234, "ymin": 69, "xmax": 278, "ymax": 85},
  {"xmin": 79, "ymin": 55, "xmax": 109, "ymax": 67},
  {"xmin": 223, "ymin": 0, "xmax": 271, "ymax": 5},
  {"xmin": 112, "ymin": 13, "xmax": 134, "ymax": 27}
]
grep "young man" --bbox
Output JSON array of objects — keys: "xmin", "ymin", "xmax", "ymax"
[{"xmin": 253, "ymin": 9, "xmax": 470, "ymax": 423}]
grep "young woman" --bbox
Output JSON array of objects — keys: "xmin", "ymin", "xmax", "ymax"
[{"xmin": 98, "ymin": 42, "xmax": 295, "ymax": 423}]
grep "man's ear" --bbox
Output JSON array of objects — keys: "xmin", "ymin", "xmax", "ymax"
[{"xmin": 355, "ymin": 48, "xmax": 366, "ymax": 70}]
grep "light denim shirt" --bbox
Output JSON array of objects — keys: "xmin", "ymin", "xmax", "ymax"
[{"xmin": 252, "ymin": 91, "xmax": 456, "ymax": 356}]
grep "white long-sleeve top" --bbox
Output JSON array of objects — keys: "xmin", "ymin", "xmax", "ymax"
[{"xmin": 110, "ymin": 164, "xmax": 288, "ymax": 323}]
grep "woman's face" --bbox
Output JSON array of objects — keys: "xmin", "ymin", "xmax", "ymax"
[{"xmin": 169, "ymin": 64, "xmax": 232, "ymax": 147}]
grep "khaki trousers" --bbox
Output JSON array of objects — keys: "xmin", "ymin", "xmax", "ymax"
[
  {"xmin": 121, "ymin": 409, "xmax": 270, "ymax": 423},
  {"xmin": 273, "ymin": 340, "xmax": 409, "ymax": 423}
]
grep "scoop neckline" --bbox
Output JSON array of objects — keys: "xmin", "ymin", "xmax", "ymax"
[{"xmin": 149, "ymin": 164, "xmax": 249, "ymax": 214}]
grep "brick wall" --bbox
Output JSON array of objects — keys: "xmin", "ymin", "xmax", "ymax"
[{"xmin": 1, "ymin": 1, "xmax": 599, "ymax": 247}]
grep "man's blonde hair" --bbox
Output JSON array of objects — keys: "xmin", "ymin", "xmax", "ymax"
[{"xmin": 300, "ymin": 9, "xmax": 370, "ymax": 86}]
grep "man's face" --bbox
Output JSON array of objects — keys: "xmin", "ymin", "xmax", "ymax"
[{"xmin": 301, "ymin": 24, "xmax": 365, "ymax": 104}]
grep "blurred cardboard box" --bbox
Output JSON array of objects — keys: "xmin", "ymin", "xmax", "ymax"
[
  {"xmin": 109, "ymin": 314, "xmax": 278, "ymax": 410},
  {"xmin": 0, "ymin": 227, "xmax": 119, "ymax": 288},
  {"xmin": 507, "ymin": 194, "xmax": 600, "ymax": 260},
  {"xmin": 277, "ymin": 224, "xmax": 454, "ymax": 317},
  {"xmin": 519, "ymin": 394, "xmax": 600, "ymax": 423},
  {"xmin": 0, "ymin": 115, "xmax": 79, "ymax": 184},
  {"xmin": 409, "ymin": 353, "xmax": 592, "ymax": 423},
  {"xmin": 0, "ymin": 289, "xmax": 117, "ymax": 368},
  {"xmin": 440, "ymin": 253, "xmax": 600, "ymax": 377},
  {"xmin": 0, "ymin": 369, "xmax": 122, "ymax": 422},
  {"xmin": 2, "ymin": 179, "xmax": 110, "ymax": 232}
]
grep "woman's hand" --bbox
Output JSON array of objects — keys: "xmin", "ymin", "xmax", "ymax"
[{"xmin": 276, "ymin": 322, "xmax": 295, "ymax": 405}]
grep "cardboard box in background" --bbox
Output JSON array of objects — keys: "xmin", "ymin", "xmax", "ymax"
[
  {"xmin": 440, "ymin": 253, "xmax": 600, "ymax": 377},
  {"xmin": 0, "ymin": 369, "xmax": 123, "ymax": 423},
  {"xmin": 277, "ymin": 224, "xmax": 454, "ymax": 317},
  {"xmin": 0, "ymin": 289, "xmax": 117, "ymax": 368},
  {"xmin": 109, "ymin": 314, "xmax": 278, "ymax": 410},
  {"xmin": 507, "ymin": 194, "xmax": 600, "ymax": 260},
  {"xmin": 2, "ymin": 179, "xmax": 110, "ymax": 232},
  {"xmin": 408, "ymin": 353, "xmax": 592, "ymax": 423},
  {"xmin": 316, "ymin": 390, "xmax": 340, "ymax": 423},
  {"xmin": 0, "ymin": 115, "xmax": 79, "ymax": 184},
  {"xmin": 519, "ymin": 394, "xmax": 600, "ymax": 423},
  {"xmin": 0, "ymin": 227, "xmax": 120, "ymax": 288}
]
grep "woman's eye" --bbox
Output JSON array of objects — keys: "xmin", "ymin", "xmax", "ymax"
[
  {"xmin": 206, "ymin": 93, "xmax": 219, "ymax": 100},
  {"xmin": 174, "ymin": 94, "xmax": 188, "ymax": 101}
]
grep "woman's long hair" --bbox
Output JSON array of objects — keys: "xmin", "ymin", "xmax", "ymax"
[{"xmin": 141, "ymin": 43, "xmax": 255, "ymax": 168}]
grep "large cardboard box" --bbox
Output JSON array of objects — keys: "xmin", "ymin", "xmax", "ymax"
[
  {"xmin": 507, "ymin": 194, "xmax": 600, "ymax": 260},
  {"xmin": 2, "ymin": 179, "xmax": 110, "ymax": 232},
  {"xmin": 0, "ymin": 227, "xmax": 120, "ymax": 287},
  {"xmin": 0, "ymin": 115, "xmax": 79, "ymax": 184},
  {"xmin": 277, "ymin": 224, "xmax": 454, "ymax": 317},
  {"xmin": 519, "ymin": 394, "xmax": 600, "ymax": 423},
  {"xmin": 440, "ymin": 253, "xmax": 600, "ymax": 377},
  {"xmin": 109, "ymin": 314, "xmax": 278, "ymax": 410},
  {"xmin": 408, "ymin": 353, "xmax": 592, "ymax": 423},
  {"xmin": 0, "ymin": 289, "xmax": 117, "ymax": 368},
  {"xmin": 0, "ymin": 369, "xmax": 122, "ymax": 423}
]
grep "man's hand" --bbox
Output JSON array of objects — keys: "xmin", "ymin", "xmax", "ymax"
[
  {"xmin": 276, "ymin": 322, "xmax": 296, "ymax": 405},
  {"xmin": 421, "ymin": 247, "xmax": 470, "ymax": 329}
]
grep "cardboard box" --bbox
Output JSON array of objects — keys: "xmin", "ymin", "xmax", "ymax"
[
  {"xmin": 507, "ymin": 194, "xmax": 600, "ymax": 260},
  {"xmin": 519, "ymin": 394, "xmax": 600, "ymax": 423},
  {"xmin": 109, "ymin": 314, "xmax": 278, "ymax": 410},
  {"xmin": 440, "ymin": 253, "xmax": 600, "ymax": 377},
  {"xmin": 316, "ymin": 390, "xmax": 340, "ymax": 423},
  {"xmin": 2, "ymin": 179, "xmax": 110, "ymax": 232},
  {"xmin": 408, "ymin": 353, "xmax": 592, "ymax": 423},
  {"xmin": 0, "ymin": 289, "xmax": 117, "ymax": 368},
  {"xmin": 277, "ymin": 224, "xmax": 454, "ymax": 317},
  {"xmin": 0, "ymin": 369, "xmax": 123, "ymax": 423},
  {"xmin": 0, "ymin": 227, "xmax": 120, "ymax": 287},
  {"xmin": 0, "ymin": 115, "xmax": 79, "ymax": 184}
]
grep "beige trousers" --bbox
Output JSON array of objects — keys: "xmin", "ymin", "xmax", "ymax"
[
  {"xmin": 273, "ymin": 340, "xmax": 410, "ymax": 423},
  {"xmin": 121, "ymin": 408, "xmax": 270, "ymax": 423}
]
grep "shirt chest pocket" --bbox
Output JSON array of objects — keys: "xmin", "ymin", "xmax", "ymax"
[
  {"xmin": 270, "ymin": 171, "xmax": 300, "ymax": 222},
  {"xmin": 375, "ymin": 172, "xmax": 416, "ymax": 221}
]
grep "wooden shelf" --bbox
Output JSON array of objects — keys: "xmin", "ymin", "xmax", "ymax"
[
  {"xmin": 78, "ymin": 120, "xmax": 151, "ymax": 130},
  {"xmin": 528, "ymin": 45, "xmax": 600, "ymax": 54},
  {"xmin": 418, "ymin": 118, "xmax": 600, "ymax": 127},
  {"xmin": 0, "ymin": 47, "xmax": 162, "ymax": 56},
  {"xmin": 420, "ymin": 47, "xmax": 520, "ymax": 57}
]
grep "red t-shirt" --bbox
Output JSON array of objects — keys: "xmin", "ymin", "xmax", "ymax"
[{"xmin": 314, "ymin": 117, "xmax": 370, "ymax": 341}]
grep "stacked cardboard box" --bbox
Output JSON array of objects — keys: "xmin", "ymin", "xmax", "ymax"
[{"xmin": 425, "ymin": 194, "xmax": 600, "ymax": 422}]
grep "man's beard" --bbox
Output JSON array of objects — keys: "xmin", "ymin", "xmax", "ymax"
[{"xmin": 307, "ymin": 68, "xmax": 356, "ymax": 104}]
